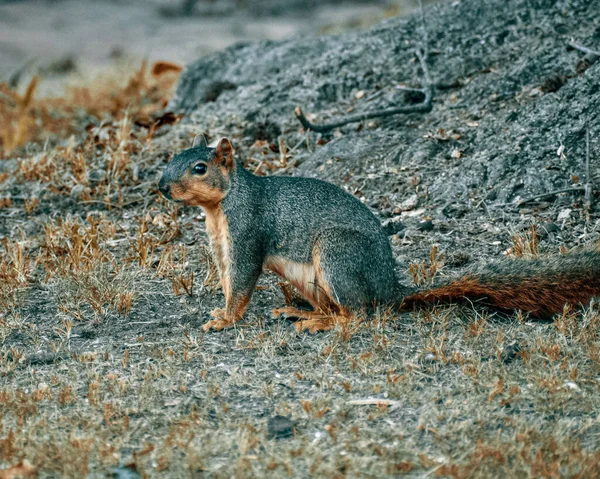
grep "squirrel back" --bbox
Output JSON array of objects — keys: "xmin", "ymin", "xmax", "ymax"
[{"xmin": 159, "ymin": 136, "xmax": 600, "ymax": 331}]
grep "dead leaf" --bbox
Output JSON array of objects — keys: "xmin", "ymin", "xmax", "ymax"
[
  {"xmin": 151, "ymin": 61, "xmax": 183, "ymax": 77},
  {"xmin": 557, "ymin": 209, "xmax": 571, "ymax": 221},
  {"xmin": 135, "ymin": 111, "xmax": 182, "ymax": 129},
  {"xmin": 400, "ymin": 194, "xmax": 418, "ymax": 211}
]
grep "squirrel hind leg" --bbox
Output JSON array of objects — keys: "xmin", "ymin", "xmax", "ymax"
[{"xmin": 312, "ymin": 229, "xmax": 397, "ymax": 310}]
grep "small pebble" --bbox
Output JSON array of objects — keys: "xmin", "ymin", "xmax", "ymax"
[
  {"xmin": 267, "ymin": 415, "xmax": 297, "ymax": 440},
  {"xmin": 70, "ymin": 184, "xmax": 86, "ymax": 199},
  {"xmin": 500, "ymin": 342, "xmax": 522, "ymax": 364},
  {"xmin": 418, "ymin": 220, "xmax": 434, "ymax": 232}
]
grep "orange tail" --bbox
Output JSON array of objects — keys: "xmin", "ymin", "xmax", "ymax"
[{"xmin": 401, "ymin": 251, "xmax": 600, "ymax": 318}]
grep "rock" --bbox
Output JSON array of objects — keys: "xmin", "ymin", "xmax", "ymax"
[
  {"xmin": 88, "ymin": 169, "xmax": 107, "ymax": 184},
  {"xmin": 382, "ymin": 217, "xmax": 405, "ymax": 236},
  {"xmin": 170, "ymin": 0, "xmax": 600, "ymax": 205},
  {"xmin": 70, "ymin": 184, "xmax": 87, "ymax": 199},
  {"xmin": 539, "ymin": 222, "xmax": 560, "ymax": 238},
  {"xmin": 400, "ymin": 194, "xmax": 418, "ymax": 211},
  {"xmin": 267, "ymin": 415, "xmax": 297, "ymax": 440},
  {"xmin": 417, "ymin": 220, "xmax": 434, "ymax": 232},
  {"xmin": 500, "ymin": 342, "xmax": 522, "ymax": 364},
  {"xmin": 557, "ymin": 209, "xmax": 572, "ymax": 222},
  {"xmin": 23, "ymin": 220, "xmax": 41, "ymax": 236},
  {"xmin": 112, "ymin": 463, "xmax": 141, "ymax": 479}
]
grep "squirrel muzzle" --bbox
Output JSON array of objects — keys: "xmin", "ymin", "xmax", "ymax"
[{"xmin": 158, "ymin": 175, "xmax": 172, "ymax": 200}]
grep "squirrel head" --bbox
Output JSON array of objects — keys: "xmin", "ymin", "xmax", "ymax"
[{"xmin": 158, "ymin": 135, "xmax": 235, "ymax": 207}]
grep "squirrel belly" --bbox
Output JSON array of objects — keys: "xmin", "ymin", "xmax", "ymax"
[{"xmin": 159, "ymin": 135, "xmax": 600, "ymax": 331}]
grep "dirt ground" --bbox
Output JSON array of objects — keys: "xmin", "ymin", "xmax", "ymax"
[{"xmin": 1, "ymin": 0, "xmax": 600, "ymax": 477}]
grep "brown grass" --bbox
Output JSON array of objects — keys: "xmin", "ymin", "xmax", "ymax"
[{"xmin": 0, "ymin": 61, "xmax": 180, "ymax": 157}]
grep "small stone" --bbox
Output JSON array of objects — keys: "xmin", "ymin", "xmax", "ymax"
[
  {"xmin": 500, "ymin": 342, "xmax": 522, "ymax": 364},
  {"xmin": 88, "ymin": 169, "xmax": 107, "ymax": 184},
  {"xmin": 23, "ymin": 221, "xmax": 41, "ymax": 236},
  {"xmin": 539, "ymin": 222, "xmax": 560, "ymax": 238},
  {"xmin": 70, "ymin": 184, "xmax": 86, "ymax": 198},
  {"xmin": 564, "ymin": 381, "xmax": 580, "ymax": 391},
  {"xmin": 417, "ymin": 220, "xmax": 434, "ymax": 232},
  {"xmin": 557, "ymin": 209, "xmax": 571, "ymax": 221},
  {"xmin": 112, "ymin": 463, "xmax": 141, "ymax": 479},
  {"xmin": 400, "ymin": 194, "xmax": 418, "ymax": 211},
  {"xmin": 267, "ymin": 415, "xmax": 297, "ymax": 440},
  {"xmin": 382, "ymin": 217, "xmax": 405, "ymax": 236}
]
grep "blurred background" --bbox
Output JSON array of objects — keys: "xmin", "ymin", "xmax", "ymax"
[{"xmin": 0, "ymin": 0, "xmax": 444, "ymax": 95}]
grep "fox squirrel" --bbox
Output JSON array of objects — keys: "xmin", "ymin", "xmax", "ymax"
[{"xmin": 158, "ymin": 135, "xmax": 600, "ymax": 332}]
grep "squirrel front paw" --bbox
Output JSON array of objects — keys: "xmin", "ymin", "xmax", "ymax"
[{"xmin": 202, "ymin": 308, "xmax": 233, "ymax": 332}]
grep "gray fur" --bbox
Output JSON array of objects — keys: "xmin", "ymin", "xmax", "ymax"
[{"xmin": 159, "ymin": 146, "xmax": 412, "ymax": 310}]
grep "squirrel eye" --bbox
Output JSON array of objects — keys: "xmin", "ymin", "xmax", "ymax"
[{"xmin": 193, "ymin": 163, "xmax": 207, "ymax": 175}]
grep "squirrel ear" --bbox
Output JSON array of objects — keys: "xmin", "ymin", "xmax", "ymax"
[
  {"xmin": 192, "ymin": 134, "xmax": 208, "ymax": 148},
  {"xmin": 215, "ymin": 137, "xmax": 234, "ymax": 170}
]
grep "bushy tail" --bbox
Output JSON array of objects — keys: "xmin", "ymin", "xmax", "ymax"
[{"xmin": 400, "ymin": 251, "xmax": 600, "ymax": 318}]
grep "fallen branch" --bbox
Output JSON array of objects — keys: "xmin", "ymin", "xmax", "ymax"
[
  {"xmin": 568, "ymin": 41, "xmax": 600, "ymax": 58},
  {"xmin": 347, "ymin": 398, "xmax": 402, "ymax": 407},
  {"xmin": 295, "ymin": 48, "xmax": 433, "ymax": 133},
  {"xmin": 584, "ymin": 125, "xmax": 592, "ymax": 218},
  {"xmin": 517, "ymin": 186, "xmax": 585, "ymax": 206},
  {"xmin": 568, "ymin": 41, "xmax": 600, "ymax": 73}
]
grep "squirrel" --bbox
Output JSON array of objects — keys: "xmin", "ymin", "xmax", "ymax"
[{"xmin": 158, "ymin": 135, "xmax": 600, "ymax": 332}]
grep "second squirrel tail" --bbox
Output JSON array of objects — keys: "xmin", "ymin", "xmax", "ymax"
[{"xmin": 400, "ymin": 251, "xmax": 600, "ymax": 318}]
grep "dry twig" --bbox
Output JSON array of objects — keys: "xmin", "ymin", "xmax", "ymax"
[
  {"xmin": 568, "ymin": 41, "xmax": 600, "ymax": 73},
  {"xmin": 584, "ymin": 124, "xmax": 592, "ymax": 218},
  {"xmin": 294, "ymin": 49, "xmax": 432, "ymax": 133},
  {"xmin": 568, "ymin": 41, "xmax": 600, "ymax": 58},
  {"xmin": 517, "ymin": 187, "xmax": 585, "ymax": 207},
  {"xmin": 347, "ymin": 398, "xmax": 401, "ymax": 407},
  {"xmin": 519, "ymin": 128, "xmax": 594, "ymax": 210}
]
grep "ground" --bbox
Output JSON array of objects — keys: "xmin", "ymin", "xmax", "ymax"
[{"xmin": 1, "ymin": 0, "xmax": 600, "ymax": 477}]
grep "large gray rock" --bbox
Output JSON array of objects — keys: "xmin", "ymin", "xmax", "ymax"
[{"xmin": 170, "ymin": 0, "xmax": 600, "ymax": 208}]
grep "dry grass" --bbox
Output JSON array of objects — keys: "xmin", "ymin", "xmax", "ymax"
[
  {"xmin": 0, "ymin": 60, "xmax": 180, "ymax": 158},
  {"xmin": 508, "ymin": 226, "xmax": 540, "ymax": 259},
  {"xmin": 1, "ymin": 65, "xmax": 600, "ymax": 479},
  {"xmin": 409, "ymin": 245, "xmax": 442, "ymax": 285}
]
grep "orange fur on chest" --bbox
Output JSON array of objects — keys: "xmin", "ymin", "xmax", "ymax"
[{"xmin": 204, "ymin": 206, "xmax": 232, "ymax": 298}]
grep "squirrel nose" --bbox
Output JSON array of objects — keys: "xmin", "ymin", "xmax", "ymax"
[{"xmin": 158, "ymin": 177, "xmax": 172, "ymax": 200}]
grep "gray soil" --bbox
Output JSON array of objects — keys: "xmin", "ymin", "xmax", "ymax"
[{"xmin": 2, "ymin": 0, "xmax": 600, "ymax": 477}]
